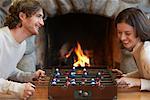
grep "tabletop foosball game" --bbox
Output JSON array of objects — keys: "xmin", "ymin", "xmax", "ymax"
[{"xmin": 48, "ymin": 66, "xmax": 117, "ymax": 100}]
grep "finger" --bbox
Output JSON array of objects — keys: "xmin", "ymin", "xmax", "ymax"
[
  {"xmin": 117, "ymin": 79, "xmax": 128, "ymax": 85},
  {"xmin": 116, "ymin": 69, "xmax": 123, "ymax": 75},
  {"xmin": 23, "ymin": 93, "xmax": 30, "ymax": 100},
  {"xmin": 29, "ymin": 86, "xmax": 35, "ymax": 92},
  {"xmin": 115, "ymin": 79, "xmax": 119, "ymax": 82},
  {"xmin": 30, "ymin": 83, "xmax": 36, "ymax": 89},
  {"xmin": 117, "ymin": 70, "xmax": 123, "ymax": 75},
  {"xmin": 118, "ymin": 77, "xmax": 126, "ymax": 83},
  {"xmin": 25, "ymin": 85, "xmax": 35, "ymax": 92},
  {"xmin": 121, "ymin": 74, "xmax": 125, "ymax": 77},
  {"xmin": 37, "ymin": 71, "xmax": 44, "ymax": 77},
  {"xmin": 26, "ymin": 95, "xmax": 30, "ymax": 98},
  {"xmin": 24, "ymin": 89, "xmax": 34, "ymax": 98},
  {"xmin": 27, "ymin": 91, "xmax": 33, "ymax": 96},
  {"xmin": 24, "ymin": 92, "xmax": 33, "ymax": 100},
  {"xmin": 27, "ymin": 83, "xmax": 36, "ymax": 89},
  {"xmin": 40, "ymin": 71, "xmax": 46, "ymax": 77},
  {"xmin": 116, "ymin": 79, "xmax": 123, "ymax": 84},
  {"xmin": 112, "ymin": 69, "xmax": 123, "ymax": 75},
  {"xmin": 127, "ymin": 83, "xmax": 134, "ymax": 88},
  {"xmin": 24, "ymin": 98, "xmax": 27, "ymax": 100},
  {"xmin": 38, "ymin": 72, "xmax": 46, "ymax": 81},
  {"xmin": 118, "ymin": 84, "xmax": 128, "ymax": 88}
]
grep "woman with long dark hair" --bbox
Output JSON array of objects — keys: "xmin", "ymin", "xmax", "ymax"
[{"xmin": 115, "ymin": 7, "xmax": 150, "ymax": 91}]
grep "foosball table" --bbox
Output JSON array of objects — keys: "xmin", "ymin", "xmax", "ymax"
[{"xmin": 48, "ymin": 66, "xmax": 117, "ymax": 100}]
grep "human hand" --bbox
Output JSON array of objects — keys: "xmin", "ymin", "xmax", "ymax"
[
  {"xmin": 112, "ymin": 69, "xmax": 123, "ymax": 75},
  {"xmin": 112, "ymin": 69, "xmax": 126, "ymax": 78},
  {"xmin": 23, "ymin": 82, "xmax": 35, "ymax": 100},
  {"xmin": 116, "ymin": 77, "xmax": 141, "ymax": 88},
  {"xmin": 33, "ymin": 69, "xmax": 46, "ymax": 81}
]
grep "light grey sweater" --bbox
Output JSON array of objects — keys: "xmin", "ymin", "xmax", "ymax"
[{"xmin": 0, "ymin": 26, "xmax": 34, "ymax": 98}]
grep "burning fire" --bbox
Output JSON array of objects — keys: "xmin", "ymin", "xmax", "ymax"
[{"xmin": 73, "ymin": 42, "xmax": 90, "ymax": 67}]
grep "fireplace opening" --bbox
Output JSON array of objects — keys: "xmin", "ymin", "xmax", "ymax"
[{"xmin": 44, "ymin": 13, "xmax": 116, "ymax": 68}]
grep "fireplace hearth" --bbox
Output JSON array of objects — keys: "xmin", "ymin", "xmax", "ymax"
[{"xmin": 44, "ymin": 13, "xmax": 117, "ymax": 68}]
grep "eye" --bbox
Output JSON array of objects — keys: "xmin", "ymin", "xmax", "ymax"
[
  {"xmin": 117, "ymin": 31, "xmax": 122, "ymax": 36},
  {"xmin": 36, "ymin": 14, "xmax": 44, "ymax": 19},
  {"xmin": 125, "ymin": 32, "xmax": 132, "ymax": 36}
]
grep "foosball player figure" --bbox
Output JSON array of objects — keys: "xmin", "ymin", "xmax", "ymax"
[
  {"xmin": 96, "ymin": 78, "xmax": 101, "ymax": 86},
  {"xmin": 81, "ymin": 78, "xmax": 86, "ymax": 85},
  {"xmin": 52, "ymin": 78, "xmax": 57, "ymax": 85},
  {"xmin": 83, "ymin": 68, "xmax": 87, "ymax": 73},
  {"xmin": 70, "ymin": 67, "xmax": 76, "ymax": 78},
  {"xmin": 78, "ymin": 90, "xmax": 83, "ymax": 96},
  {"xmin": 83, "ymin": 71, "xmax": 88, "ymax": 78},
  {"xmin": 82, "ymin": 68, "xmax": 87, "ymax": 78},
  {"xmin": 91, "ymin": 78, "xmax": 96, "ymax": 85},
  {"xmin": 65, "ymin": 76, "xmax": 71, "ymax": 86},
  {"xmin": 97, "ymin": 72, "xmax": 101, "ymax": 77},
  {"xmin": 55, "ymin": 68, "xmax": 60, "ymax": 78},
  {"xmin": 71, "ymin": 79, "xmax": 76, "ymax": 85}
]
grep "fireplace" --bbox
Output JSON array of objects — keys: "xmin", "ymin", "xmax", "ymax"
[
  {"xmin": 44, "ymin": 13, "xmax": 118, "ymax": 68},
  {"xmin": 32, "ymin": 0, "xmax": 147, "ymax": 69}
]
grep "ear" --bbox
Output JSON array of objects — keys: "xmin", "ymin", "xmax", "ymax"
[{"xmin": 19, "ymin": 12, "xmax": 27, "ymax": 21}]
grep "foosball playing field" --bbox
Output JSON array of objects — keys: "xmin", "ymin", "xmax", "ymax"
[{"xmin": 48, "ymin": 66, "xmax": 117, "ymax": 100}]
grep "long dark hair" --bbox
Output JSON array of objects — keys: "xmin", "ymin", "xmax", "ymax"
[
  {"xmin": 4, "ymin": 0, "xmax": 42, "ymax": 29},
  {"xmin": 115, "ymin": 7, "xmax": 150, "ymax": 42}
]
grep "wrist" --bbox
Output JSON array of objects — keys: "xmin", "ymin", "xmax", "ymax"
[
  {"xmin": 31, "ymin": 72, "xmax": 38, "ymax": 81},
  {"xmin": 136, "ymin": 79, "xmax": 141, "ymax": 87}
]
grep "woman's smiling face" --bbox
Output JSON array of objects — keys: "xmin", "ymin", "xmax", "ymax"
[{"xmin": 117, "ymin": 22, "xmax": 140, "ymax": 51}]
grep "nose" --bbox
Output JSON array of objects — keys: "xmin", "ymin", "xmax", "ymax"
[
  {"xmin": 40, "ymin": 18, "xmax": 44, "ymax": 26},
  {"xmin": 120, "ymin": 33, "xmax": 126, "ymax": 41}
]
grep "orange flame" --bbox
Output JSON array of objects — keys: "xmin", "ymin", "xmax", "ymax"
[{"xmin": 73, "ymin": 42, "xmax": 90, "ymax": 67}]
